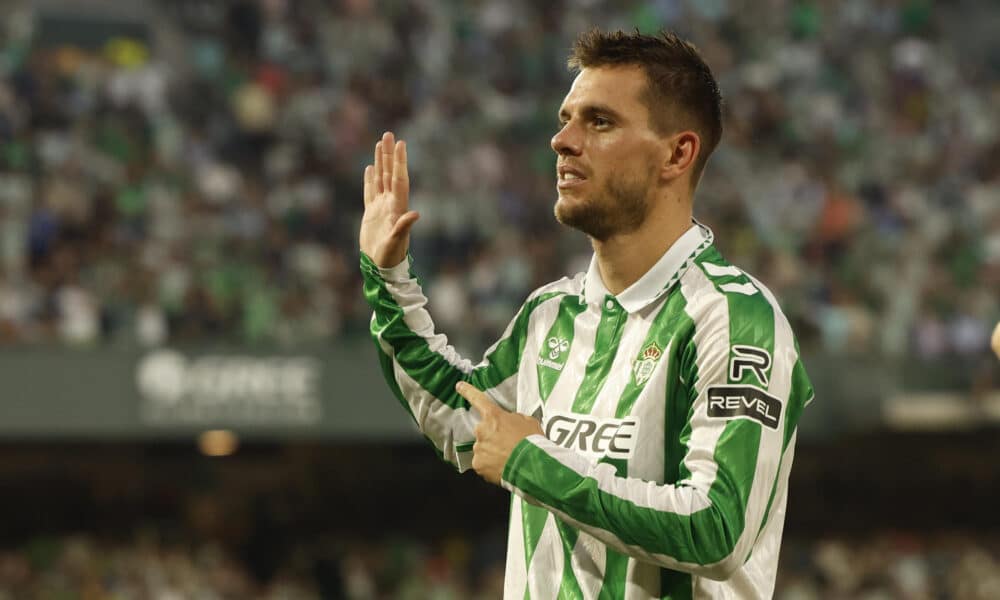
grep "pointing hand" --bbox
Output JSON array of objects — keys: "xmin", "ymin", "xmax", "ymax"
[{"xmin": 456, "ymin": 382, "xmax": 544, "ymax": 485}]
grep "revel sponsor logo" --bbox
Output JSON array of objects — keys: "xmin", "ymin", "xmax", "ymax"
[
  {"xmin": 707, "ymin": 385, "xmax": 781, "ymax": 430},
  {"xmin": 543, "ymin": 411, "xmax": 640, "ymax": 460}
]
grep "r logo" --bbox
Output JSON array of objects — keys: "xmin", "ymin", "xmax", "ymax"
[{"xmin": 729, "ymin": 345, "xmax": 771, "ymax": 386}]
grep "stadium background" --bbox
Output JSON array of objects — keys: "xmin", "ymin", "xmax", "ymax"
[{"xmin": 0, "ymin": 0, "xmax": 998, "ymax": 597}]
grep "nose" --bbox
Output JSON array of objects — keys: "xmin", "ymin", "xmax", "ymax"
[{"xmin": 551, "ymin": 122, "xmax": 582, "ymax": 157}]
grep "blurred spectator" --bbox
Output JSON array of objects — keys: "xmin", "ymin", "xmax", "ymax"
[
  {"xmin": 0, "ymin": 0, "xmax": 995, "ymax": 362},
  {"xmin": 3, "ymin": 529, "xmax": 1000, "ymax": 599}
]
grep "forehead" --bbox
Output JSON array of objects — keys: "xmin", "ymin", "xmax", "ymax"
[{"xmin": 560, "ymin": 65, "xmax": 649, "ymax": 114}]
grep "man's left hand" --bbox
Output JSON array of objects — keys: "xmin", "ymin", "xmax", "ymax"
[{"xmin": 456, "ymin": 381, "xmax": 544, "ymax": 485}]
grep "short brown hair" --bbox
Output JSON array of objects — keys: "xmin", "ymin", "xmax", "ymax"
[{"xmin": 568, "ymin": 29, "xmax": 723, "ymax": 186}]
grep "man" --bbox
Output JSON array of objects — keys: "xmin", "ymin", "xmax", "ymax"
[{"xmin": 359, "ymin": 29, "xmax": 813, "ymax": 599}]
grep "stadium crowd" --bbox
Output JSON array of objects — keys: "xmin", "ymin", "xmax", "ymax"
[
  {"xmin": 2, "ymin": 530, "xmax": 1000, "ymax": 599},
  {"xmin": 0, "ymin": 0, "xmax": 997, "ymax": 358}
]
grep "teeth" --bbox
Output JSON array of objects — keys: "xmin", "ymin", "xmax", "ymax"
[{"xmin": 563, "ymin": 172, "xmax": 580, "ymax": 180}]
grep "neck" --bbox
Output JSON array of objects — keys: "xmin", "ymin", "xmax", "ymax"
[{"xmin": 592, "ymin": 198, "xmax": 692, "ymax": 295}]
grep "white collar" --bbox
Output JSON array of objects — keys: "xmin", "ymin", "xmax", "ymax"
[{"xmin": 583, "ymin": 220, "xmax": 713, "ymax": 313}]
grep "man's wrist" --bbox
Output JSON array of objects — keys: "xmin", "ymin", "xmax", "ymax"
[
  {"xmin": 501, "ymin": 434, "xmax": 546, "ymax": 490},
  {"xmin": 360, "ymin": 252, "xmax": 411, "ymax": 282}
]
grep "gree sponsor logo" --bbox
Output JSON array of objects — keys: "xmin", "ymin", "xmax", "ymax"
[
  {"xmin": 706, "ymin": 385, "xmax": 781, "ymax": 430},
  {"xmin": 543, "ymin": 411, "xmax": 640, "ymax": 460}
]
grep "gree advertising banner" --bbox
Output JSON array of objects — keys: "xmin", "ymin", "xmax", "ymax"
[
  {"xmin": 0, "ymin": 342, "xmax": 418, "ymax": 440},
  {"xmin": 136, "ymin": 350, "xmax": 323, "ymax": 426}
]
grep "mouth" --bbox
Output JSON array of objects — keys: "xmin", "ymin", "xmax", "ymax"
[{"xmin": 557, "ymin": 165, "xmax": 588, "ymax": 190}]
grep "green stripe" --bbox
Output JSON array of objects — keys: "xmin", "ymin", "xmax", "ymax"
[
  {"xmin": 657, "ymin": 293, "xmax": 697, "ymax": 600},
  {"xmin": 571, "ymin": 297, "xmax": 627, "ymax": 413},
  {"xmin": 659, "ymin": 569, "xmax": 693, "ymax": 600},
  {"xmin": 595, "ymin": 456, "xmax": 629, "ymax": 600},
  {"xmin": 536, "ymin": 296, "xmax": 587, "ymax": 402},
  {"xmin": 785, "ymin": 358, "xmax": 811, "ymax": 450},
  {"xmin": 521, "ymin": 500, "xmax": 549, "ymax": 598},
  {"xmin": 554, "ymin": 519, "xmax": 584, "ymax": 599}
]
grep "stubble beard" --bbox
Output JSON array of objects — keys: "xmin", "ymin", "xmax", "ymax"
[{"xmin": 554, "ymin": 170, "xmax": 653, "ymax": 242}]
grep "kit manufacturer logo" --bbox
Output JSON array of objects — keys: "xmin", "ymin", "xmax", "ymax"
[{"xmin": 539, "ymin": 336, "xmax": 570, "ymax": 370}]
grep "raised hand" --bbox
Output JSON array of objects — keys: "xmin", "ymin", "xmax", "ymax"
[{"xmin": 360, "ymin": 131, "xmax": 420, "ymax": 268}]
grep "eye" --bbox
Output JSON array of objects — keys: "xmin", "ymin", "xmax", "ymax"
[{"xmin": 593, "ymin": 116, "xmax": 612, "ymax": 129}]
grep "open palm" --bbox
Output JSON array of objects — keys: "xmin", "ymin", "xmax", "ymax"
[{"xmin": 360, "ymin": 131, "xmax": 420, "ymax": 268}]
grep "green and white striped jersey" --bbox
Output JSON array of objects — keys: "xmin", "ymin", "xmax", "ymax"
[{"xmin": 361, "ymin": 221, "xmax": 813, "ymax": 600}]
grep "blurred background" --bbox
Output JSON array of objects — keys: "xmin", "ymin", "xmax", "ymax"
[{"xmin": 0, "ymin": 0, "xmax": 998, "ymax": 597}]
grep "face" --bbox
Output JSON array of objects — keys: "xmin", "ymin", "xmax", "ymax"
[{"xmin": 551, "ymin": 65, "xmax": 664, "ymax": 241}]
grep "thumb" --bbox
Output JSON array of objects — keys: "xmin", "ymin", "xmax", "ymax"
[
  {"xmin": 456, "ymin": 381, "xmax": 500, "ymax": 417},
  {"xmin": 389, "ymin": 210, "xmax": 420, "ymax": 239}
]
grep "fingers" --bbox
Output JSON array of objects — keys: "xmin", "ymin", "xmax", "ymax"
[
  {"xmin": 373, "ymin": 140, "xmax": 384, "ymax": 195},
  {"xmin": 393, "ymin": 140, "xmax": 408, "ymax": 202},
  {"xmin": 381, "ymin": 131, "xmax": 394, "ymax": 193},
  {"xmin": 371, "ymin": 132, "xmax": 408, "ymax": 204},
  {"xmin": 363, "ymin": 165, "xmax": 374, "ymax": 205},
  {"xmin": 456, "ymin": 381, "xmax": 498, "ymax": 417}
]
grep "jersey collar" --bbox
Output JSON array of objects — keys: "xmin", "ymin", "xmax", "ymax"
[{"xmin": 583, "ymin": 220, "xmax": 713, "ymax": 313}]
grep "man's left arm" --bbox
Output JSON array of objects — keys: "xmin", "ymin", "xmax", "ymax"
[{"xmin": 459, "ymin": 294, "xmax": 813, "ymax": 581}]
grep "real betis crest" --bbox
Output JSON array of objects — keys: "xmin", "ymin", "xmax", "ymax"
[{"xmin": 632, "ymin": 342, "xmax": 663, "ymax": 386}]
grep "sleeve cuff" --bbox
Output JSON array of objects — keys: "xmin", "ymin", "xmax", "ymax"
[{"xmin": 360, "ymin": 252, "xmax": 412, "ymax": 282}]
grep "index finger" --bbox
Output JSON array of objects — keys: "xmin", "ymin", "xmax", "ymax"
[{"xmin": 456, "ymin": 381, "xmax": 498, "ymax": 417}]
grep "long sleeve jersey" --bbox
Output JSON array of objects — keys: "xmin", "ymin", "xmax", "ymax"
[{"xmin": 361, "ymin": 222, "xmax": 813, "ymax": 600}]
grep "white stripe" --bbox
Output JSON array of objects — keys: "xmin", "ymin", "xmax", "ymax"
[
  {"xmin": 570, "ymin": 532, "xmax": 605, "ymax": 600},
  {"xmin": 624, "ymin": 557, "xmax": 659, "ymax": 600},
  {"xmin": 700, "ymin": 262, "xmax": 743, "ymax": 277},
  {"xmin": 624, "ymin": 337, "xmax": 671, "ymax": 482},
  {"xmin": 718, "ymin": 282, "xmax": 759, "ymax": 296},
  {"xmin": 503, "ymin": 499, "xmax": 528, "ymax": 600},
  {"xmin": 677, "ymin": 266, "xmax": 733, "ymax": 513},
  {"xmin": 526, "ymin": 512, "xmax": 562, "ymax": 600}
]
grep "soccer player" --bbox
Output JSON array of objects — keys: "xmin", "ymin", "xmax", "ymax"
[{"xmin": 359, "ymin": 29, "xmax": 813, "ymax": 599}]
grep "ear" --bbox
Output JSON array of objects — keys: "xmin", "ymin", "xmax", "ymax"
[{"xmin": 659, "ymin": 130, "xmax": 700, "ymax": 184}]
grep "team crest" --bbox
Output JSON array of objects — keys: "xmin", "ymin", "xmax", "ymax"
[{"xmin": 632, "ymin": 342, "xmax": 662, "ymax": 386}]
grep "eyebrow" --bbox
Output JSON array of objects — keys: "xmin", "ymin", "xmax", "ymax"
[{"xmin": 558, "ymin": 103, "xmax": 627, "ymax": 123}]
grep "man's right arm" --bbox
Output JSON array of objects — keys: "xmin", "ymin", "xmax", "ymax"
[
  {"xmin": 358, "ymin": 131, "xmax": 554, "ymax": 470},
  {"xmin": 361, "ymin": 252, "xmax": 559, "ymax": 471}
]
